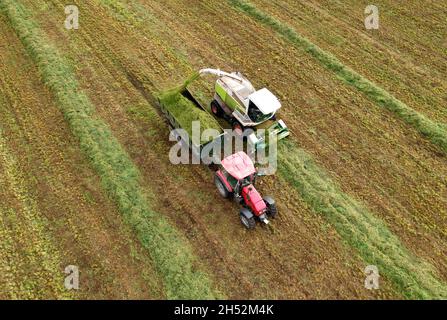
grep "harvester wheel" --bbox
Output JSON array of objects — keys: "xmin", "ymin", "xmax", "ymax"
[
  {"xmin": 240, "ymin": 208, "xmax": 256, "ymax": 229},
  {"xmin": 215, "ymin": 175, "xmax": 231, "ymax": 198},
  {"xmin": 211, "ymin": 100, "xmax": 222, "ymax": 117},
  {"xmin": 263, "ymin": 196, "xmax": 278, "ymax": 218}
]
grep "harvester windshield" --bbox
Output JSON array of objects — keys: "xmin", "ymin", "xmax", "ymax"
[
  {"xmin": 247, "ymin": 88, "xmax": 281, "ymax": 122},
  {"xmin": 248, "ymin": 100, "xmax": 273, "ymax": 123}
]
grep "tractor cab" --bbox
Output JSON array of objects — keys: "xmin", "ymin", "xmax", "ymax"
[
  {"xmin": 220, "ymin": 151, "xmax": 257, "ymax": 196},
  {"xmin": 214, "ymin": 151, "xmax": 278, "ymax": 229}
]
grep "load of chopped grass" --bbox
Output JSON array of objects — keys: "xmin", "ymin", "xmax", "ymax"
[
  {"xmin": 158, "ymin": 73, "xmax": 223, "ymax": 144},
  {"xmin": 161, "ymin": 72, "xmax": 201, "ymax": 98}
]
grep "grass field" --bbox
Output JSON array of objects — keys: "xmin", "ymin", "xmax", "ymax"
[{"xmin": 0, "ymin": 0, "xmax": 445, "ymax": 299}]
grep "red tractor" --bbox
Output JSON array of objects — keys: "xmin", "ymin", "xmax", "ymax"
[{"xmin": 214, "ymin": 151, "xmax": 277, "ymax": 229}]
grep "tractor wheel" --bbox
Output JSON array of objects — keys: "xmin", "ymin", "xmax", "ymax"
[
  {"xmin": 211, "ymin": 100, "xmax": 222, "ymax": 117},
  {"xmin": 263, "ymin": 196, "xmax": 278, "ymax": 219},
  {"xmin": 215, "ymin": 175, "xmax": 231, "ymax": 198},
  {"xmin": 267, "ymin": 203, "xmax": 278, "ymax": 218},
  {"xmin": 240, "ymin": 208, "xmax": 256, "ymax": 230},
  {"xmin": 232, "ymin": 121, "xmax": 244, "ymax": 135}
]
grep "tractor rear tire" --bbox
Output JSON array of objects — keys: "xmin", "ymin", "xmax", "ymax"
[
  {"xmin": 264, "ymin": 196, "xmax": 278, "ymax": 219},
  {"xmin": 215, "ymin": 175, "xmax": 231, "ymax": 199},
  {"xmin": 240, "ymin": 208, "xmax": 256, "ymax": 230},
  {"xmin": 211, "ymin": 100, "xmax": 223, "ymax": 117}
]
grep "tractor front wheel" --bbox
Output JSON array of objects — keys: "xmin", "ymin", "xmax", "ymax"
[
  {"xmin": 267, "ymin": 203, "xmax": 277, "ymax": 218},
  {"xmin": 264, "ymin": 196, "xmax": 278, "ymax": 218},
  {"xmin": 240, "ymin": 208, "xmax": 256, "ymax": 229}
]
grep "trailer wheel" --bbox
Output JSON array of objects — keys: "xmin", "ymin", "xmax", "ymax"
[
  {"xmin": 215, "ymin": 175, "xmax": 231, "ymax": 198},
  {"xmin": 211, "ymin": 100, "xmax": 223, "ymax": 117},
  {"xmin": 232, "ymin": 121, "xmax": 244, "ymax": 135},
  {"xmin": 240, "ymin": 208, "xmax": 256, "ymax": 229}
]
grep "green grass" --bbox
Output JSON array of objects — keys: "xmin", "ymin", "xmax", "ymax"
[
  {"xmin": 0, "ymin": 0, "xmax": 218, "ymax": 299},
  {"xmin": 229, "ymin": 0, "xmax": 447, "ymax": 154},
  {"xmin": 278, "ymin": 140, "xmax": 447, "ymax": 299}
]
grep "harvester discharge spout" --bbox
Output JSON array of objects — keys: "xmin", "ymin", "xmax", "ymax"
[{"xmin": 199, "ymin": 68, "xmax": 244, "ymax": 82}]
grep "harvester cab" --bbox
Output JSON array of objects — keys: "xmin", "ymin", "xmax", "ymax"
[
  {"xmin": 214, "ymin": 151, "xmax": 277, "ymax": 229},
  {"xmin": 199, "ymin": 68, "xmax": 290, "ymax": 142}
]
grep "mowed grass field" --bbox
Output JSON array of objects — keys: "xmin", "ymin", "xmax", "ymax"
[{"xmin": 0, "ymin": 0, "xmax": 445, "ymax": 299}]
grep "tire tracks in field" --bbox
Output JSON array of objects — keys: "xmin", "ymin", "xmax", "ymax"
[
  {"xmin": 115, "ymin": 0, "xmax": 447, "ymax": 297},
  {"xmin": 0, "ymin": 127, "xmax": 70, "ymax": 299},
  {"xmin": 1, "ymin": 0, "xmax": 218, "ymax": 299},
  {"xmin": 53, "ymin": 0, "xmax": 386, "ymax": 298},
  {"xmin": 86, "ymin": 0, "xmax": 446, "ymax": 298}
]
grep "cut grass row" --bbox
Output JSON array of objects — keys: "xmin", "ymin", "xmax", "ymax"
[
  {"xmin": 314, "ymin": 0, "xmax": 447, "ymax": 75},
  {"xmin": 229, "ymin": 0, "xmax": 447, "ymax": 155},
  {"xmin": 0, "ymin": 0, "xmax": 218, "ymax": 299},
  {"xmin": 277, "ymin": 140, "xmax": 447, "ymax": 299},
  {"xmin": 256, "ymin": 0, "xmax": 447, "ymax": 123},
  {"xmin": 19, "ymin": 0, "xmax": 446, "ymax": 298}
]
